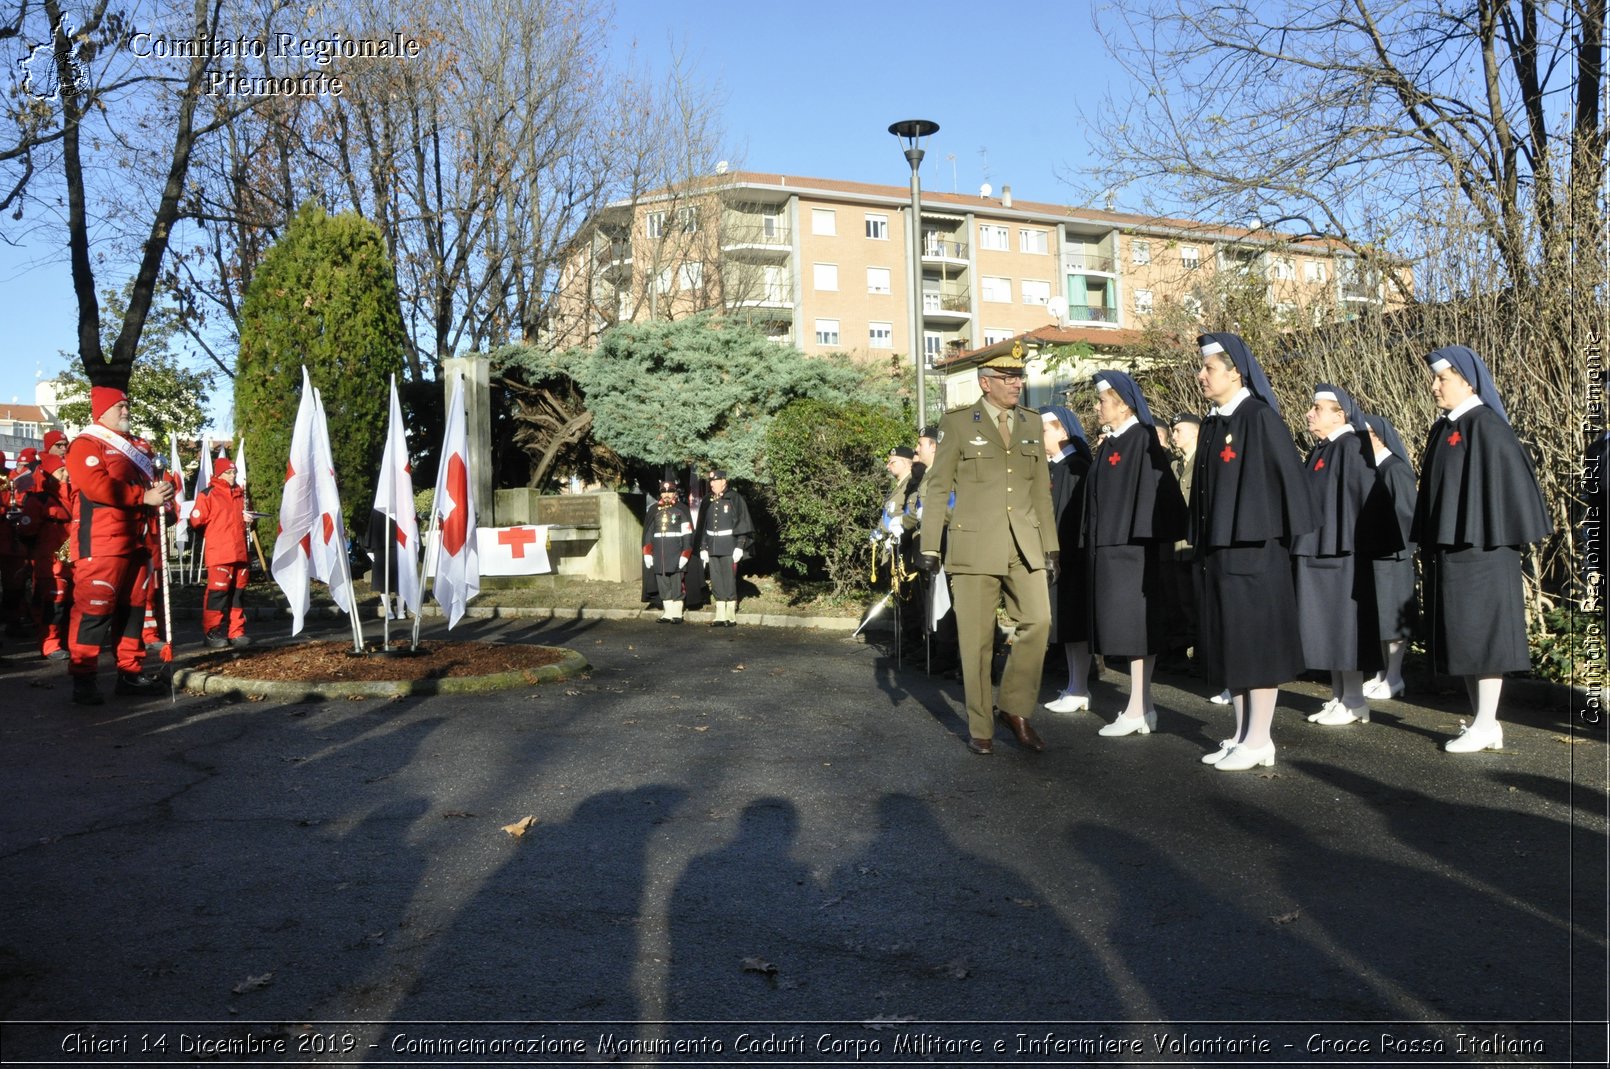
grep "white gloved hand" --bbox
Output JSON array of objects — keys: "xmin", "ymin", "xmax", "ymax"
[
  {"xmin": 677, "ymin": 556, "xmax": 687, "ymax": 570},
  {"xmin": 700, "ymin": 549, "xmax": 710, "ymax": 563},
  {"xmin": 643, "ymin": 554, "xmax": 654, "ymax": 569},
  {"xmin": 732, "ymin": 547, "xmax": 744, "ymax": 563}
]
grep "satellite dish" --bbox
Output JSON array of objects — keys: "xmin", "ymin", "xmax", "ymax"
[
  {"xmin": 715, "ymin": 160, "xmax": 729, "ymax": 175},
  {"xmin": 979, "ymin": 183, "xmax": 992, "ymax": 199},
  {"xmin": 1047, "ymin": 296, "xmax": 1068, "ymax": 326}
]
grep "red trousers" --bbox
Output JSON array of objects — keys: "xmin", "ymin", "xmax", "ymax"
[
  {"xmin": 67, "ymin": 553, "xmax": 150, "ymax": 677},
  {"xmin": 31, "ymin": 555, "xmax": 71, "ymax": 657},
  {"xmin": 203, "ymin": 562, "xmax": 249, "ymax": 639}
]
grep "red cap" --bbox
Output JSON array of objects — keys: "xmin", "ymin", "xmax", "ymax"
[
  {"xmin": 18, "ymin": 447, "xmax": 37, "ymax": 464},
  {"xmin": 213, "ymin": 457, "xmax": 235, "ymax": 476},
  {"xmin": 91, "ymin": 386, "xmax": 128, "ymax": 422},
  {"xmin": 43, "ymin": 429, "xmax": 66, "ymax": 450}
]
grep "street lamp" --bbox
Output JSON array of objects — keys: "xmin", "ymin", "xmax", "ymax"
[{"xmin": 890, "ymin": 118, "xmax": 939, "ymax": 431}]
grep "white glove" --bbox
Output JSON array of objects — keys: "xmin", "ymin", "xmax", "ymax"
[
  {"xmin": 643, "ymin": 554, "xmax": 654, "ymax": 569},
  {"xmin": 732, "ymin": 547, "xmax": 744, "ymax": 563},
  {"xmin": 700, "ymin": 549, "xmax": 710, "ymax": 563},
  {"xmin": 677, "ymin": 556, "xmax": 687, "ymax": 570}
]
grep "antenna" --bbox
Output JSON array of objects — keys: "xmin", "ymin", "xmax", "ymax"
[
  {"xmin": 979, "ymin": 183, "xmax": 993, "ymax": 199},
  {"xmin": 714, "ymin": 160, "xmax": 729, "ymax": 175},
  {"xmin": 1047, "ymin": 296, "xmax": 1069, "ymax": 327}
]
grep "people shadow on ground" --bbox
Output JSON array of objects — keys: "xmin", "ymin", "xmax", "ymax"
[{"xmin": 386, "ymin": 783, "xmax": 687, "ymax": 1021}]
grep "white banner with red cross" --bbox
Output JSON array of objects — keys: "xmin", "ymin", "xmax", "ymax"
[{"xmin": 427, "ymin": 525, "xmax": 552, "ymax": 577}]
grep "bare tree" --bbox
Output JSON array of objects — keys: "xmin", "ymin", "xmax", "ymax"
[{"xmin": 1083, "ymin": 0, "xmax": 1605, "ymax": 292}]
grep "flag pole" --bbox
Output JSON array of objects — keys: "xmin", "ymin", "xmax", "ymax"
[{"xmin": 412, "ymin": 508, "xmax": 441, "ymax": 651}]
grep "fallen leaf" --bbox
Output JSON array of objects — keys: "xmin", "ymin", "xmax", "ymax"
[
  {"xmin": 731, "ymin": 663, "xmax": 746, "ymax": 672},
  {"xmin": 740, "ymin": 956, "xmax": 777, "ymax": 975},
  {"xmin": 865, "ymin": 1014, "xmax": 915, "ymax": 1030},
  {"xmin": 935, "ymin": 958, "xmax": 971, "ymax": 979},
  {"xmin": 1271, "ymin": 910, "xmax": 1301, "ymax": 925},
  {"xmin": 231, "ymin": 972, "xmax": 273, "ymax": 994},
  {"xmin": 1554, "ymin": 735, "xmax": 1588, "ymax": 745},
  {"xmin": 441, "ymin": 810, "xmax": 475, "ymax": 819},
  {"xmin": 501, "ymin": 815, "xmax": 539, "ymax": 838},
  {"xmin": 818, "ymin": 895, "xmax": 844, "ymax": 910},
  {"xmin": 1009, "ymin": 897, "xmax": 1039, "ymax": 909},
  {"xmin": 692, "ymin": 725, "xmax": 709, "ymax": 732},
  {"xmin": 247, "ymin": 693, "xmax": 266, "ymax": 703}
]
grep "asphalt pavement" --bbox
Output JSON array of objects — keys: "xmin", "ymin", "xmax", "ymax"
[{"xmin": 0, "ymin": 615, "xmax": 1604, "ymax": 1067}]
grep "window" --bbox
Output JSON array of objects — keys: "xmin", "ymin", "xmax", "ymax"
[
  {"xmin": 979, "ymin": 224, "xmax": 1009, "ymax": 251},
  {"xmin": 677, "ymin": 262, "xmax": 703, "ymax": 290},
  {"xmin": 1131, "ymin": 239, "xmax": 1151, "ymax": 264},
  {"xmin": 1304, "ymin": 261, "xmax": 1327, "ymax": 283},
  {"xmin": 812, "ymin": 263, "xmax": 838, "ymax": 291},
  {"xmin": 983, "ymin": 328, "xmax": 1014, "ymax": 346},
  {"xmin": 645, "ymin": 211, "xmax": 666, "ymax": 239},
  {"xmin": 1019, "ymin": 228, "xmax": 1049, "ymax": 254},
  {"xmin": 1180, "ymin": 245, "xmax": 1200, "ymax": 269},
  {"xmin": 811, "ymin": 208, "xmax": 836, "ymax": 236},
  {"xmin": 924, "ymin": 332, "xmax": 944, "ymax": 359},
  {"xmin": 814, "ymin": 319, "xmax": 840, "ymax": 346},
  {"xmin": 677, "ymin": 205, "xmax": 699, "ymax": 233},
  {"xmin": 1022, "ymin": 279, "xmax": 1051, "ymax": 306},
  {"xmin": 865, "ymin": 213, "xmax": 888, "ymax": 240},
  {"xmin": 866, "ymin": 267, "xmax": 892, "ymax": 294},
  {"xmin": 869, "ymin": 322, "xmax": 893, "ymax": 349},
  {"xmin": 981, "ymin": 276, "xmax": 1012, "ymax": 303},
  {"xmin": 1272, "ymin": 257, "xmax": 1296, "ymax": 281},
  {"xmin": 654, "ymin": 267, "xmax": 674, "ymax": 295},
  {"xmin": 1133, "ymin": 288, "xmax": 1154, "ymax": 313}
]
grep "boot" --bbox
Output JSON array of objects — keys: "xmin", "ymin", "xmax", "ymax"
[
  {"xmin": 666, "ymin": 599, "xmax": 684, "ymax": 623},
  {"xmin": 723, "ymin": 601, "xmax": 738, "ymax": 628},
  {"xmin": 114, "ymin": 671, "xmax": 163, "ymax": 696},
  {"xmin": 71, "ymin": 675, "xmax": 104, "ymax": 706}
]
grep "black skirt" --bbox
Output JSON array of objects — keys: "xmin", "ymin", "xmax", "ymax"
[
  {"xmin": 1295, "ymin": 554, "xmax": 1383, "ymax": 672},
  {"xmin": 1195, "ymin": 539, "xmax": 1305, "ymax": 690},
  {"xmin": 1047, "ymin": 546, "xmax": 1089, "ymax": 645},
  {"xmin": 1423, "ymin": 546, "xmax": 1530, "ymax": 675},
  {"xmin": 1371, "ymin": 554, "xmax": 1417, "ymax": 641},
  {"xmin": 1088, "ymin": 542, "xmax": 1166, "ymax": 657}
]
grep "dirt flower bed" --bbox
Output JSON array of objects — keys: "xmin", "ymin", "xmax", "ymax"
[{"xmin": 184, "ymin": 640, "xmax": 568, "ymax": 683}]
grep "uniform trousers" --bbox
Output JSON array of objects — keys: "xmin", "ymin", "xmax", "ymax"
[
  {"xmin": 203, "ymin": 562, "xmax": 250, "ymax": 638},
  {"xmin": 654, "ymin": 572, "xmax": 685, "ymax": 605},
  {"xmin": 950, "ymin": 549, "xmax": 1050, "ymax": 740},
  {"xmin": 31, "ymin": 555, "xmax": 70, "ymax": 657},
  {"xmin": 707, "ymin": 555, "xmax": 738, "ymax": 601},
  {"xmin": 67, "ymin": 552, "xmax": 150, "ymax": 677}
]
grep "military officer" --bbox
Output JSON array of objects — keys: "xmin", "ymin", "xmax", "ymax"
[
  {"xmin": 696, "ymin": 468, "xmax": 753, "ymax": 627},
  {"xmin": 918, "ymin": 346, "xmax": 1059, "ymax": 755},
  {"xmin": 644, "ymin": 479, "xmax": 694, "ymax": 623}
]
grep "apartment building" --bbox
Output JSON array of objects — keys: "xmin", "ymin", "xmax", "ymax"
[{"xmin": 551, "ymin": 171, "xmax": 1389, "ymax": 365}]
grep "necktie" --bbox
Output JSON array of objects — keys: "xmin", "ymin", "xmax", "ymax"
[{"xmin": 998, "ymin": 411, "xmax": 1011, "ymax": 447}]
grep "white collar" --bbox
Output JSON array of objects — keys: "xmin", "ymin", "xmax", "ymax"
[
  {"xmin": 1445, "ymin": 395, "xmax": 1485, "ymax": 422},
  {"xmin": 1050, "ymin": 444, "xmax": 1078, "ymax": 465},
  {"xmin": 1373, "ymin": 445, "xmax": 1393, "ymax": 465},
  {"xmin": 1110, "ymin": 414, "xmax": 1140, "ymax": 437},
  {"xmin": 1211, "ymin": 387, "xmax": 1252, "ymax": 416},
  {"xmin": 1325, "ymin": 424, "xmax": 1354, "ymax": 442}
]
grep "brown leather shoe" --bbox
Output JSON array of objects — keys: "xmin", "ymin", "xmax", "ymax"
[
  {"xmin": 996, "ymin": 709, "xmax": 1046, "ymax": 752},
  {"xmin": 967, "ymin": 737, "xmax": 994, "ymax": 755}
]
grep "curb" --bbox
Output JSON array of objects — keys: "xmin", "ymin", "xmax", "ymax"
[
  {"xmin": 171, "ymin": 646, "xmax": 591, "ymax": 702},
  {"xmin": 176, "ymin": 604, "xmax": 860, "ymax": 632}
]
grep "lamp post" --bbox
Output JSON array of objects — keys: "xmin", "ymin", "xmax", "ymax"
[{"xmin": 890, "ymin": 119, "xmax": 938, "ymax": 431}]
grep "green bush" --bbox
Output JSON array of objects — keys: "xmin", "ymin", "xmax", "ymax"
[
  {"xmin": 763, "ymin": 399, "xmax": 910, "ymax": 598},
  {"xmin": 1531, "ymin": 606, "xmax": 1606, "ymax": 688}
]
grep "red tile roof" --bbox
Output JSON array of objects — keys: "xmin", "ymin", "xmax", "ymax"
[{"xmin": 938, "ymin": 323, "xmax": 1148, "ymax": 369}]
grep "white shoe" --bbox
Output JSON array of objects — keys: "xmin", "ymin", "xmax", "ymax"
[
  {"xmin": 1209, "ymin": 689, "xmax": 1232, "ymax": 705},
  {"xmin": 1098, "ymin": 709, "xmax": 1156, "ymax": 736},
  {"xmin": 1445, "ymin": 720, "xmax": 1503, "ymax": 753},
  {"xmin": 1216, "ymin": 742, "xmax": 1277, "ymax": 771},
  {"xmin": 1201, "ymin": 739, "xmax": 1236, "ymax": 764},
  {"xmin": 1361, "ymin": 678, "xmax": 1405, "ymax": 701},
  {"xmin": 1307, "ymin": 698, "xmax": 1342, "ymax": 722},
  {"xmin": 1313, "ymin": 702, "xmax": 1370, "ymax": 726},
  {"xmin": 1043, "ymin": 692, "xmax": 1090, "ymax": 713}
]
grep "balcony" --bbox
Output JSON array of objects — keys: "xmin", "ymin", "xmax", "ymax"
[
  {"xmin": 720, "ymin": 222, "xmax": 791, "ymax": 259},
  {"xmin": 922, "ymin": 236, "xmax": 969, "ymax": 267},
  {"xmin": 595, "ymin": 239, "xmax": 632, "ymax": 279},
  {"xmin": 1066, "ymin": 304, "xmax": 1119, "ymax": 324},
  {"xmin": 1064, "ymin": 253, "xmax": 1117, "ymax": 275},
  {"xmin": 922, "ymin": 287, "xmax": 971, "ymax": 323}
]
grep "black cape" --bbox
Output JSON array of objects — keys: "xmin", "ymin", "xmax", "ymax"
[
  {"xmin": 1085, "ymin": 424, "xmax": 1187, "ymax": 547},
  {"xmin": 1190, "ymin": 398, "xmax": 1317, "ymax": 549},
  {"xmin": 1046, "ymin": 446, "xmax": 1090, "ymax": 645},
  {"xmin": 1291, "ymin": 430, "xmax": 1376, "ymax": 559},
  {"xmin": 1412, "ymin": 404, "xmax": 1551, "ymax": 549}
]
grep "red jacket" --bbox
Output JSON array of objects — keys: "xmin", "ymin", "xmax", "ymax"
[
  {"xmin": 66, "ymin": 429, "xmax": 156, "ymax": 560},
  {"xmin": 187, "ymin": 475, "xmax": 248, "ymax": 565},
  {"xmin": 19, "ymin": 472, "xmax": 72, "ymax": 560}
]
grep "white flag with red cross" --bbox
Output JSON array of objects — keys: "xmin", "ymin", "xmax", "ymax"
[
  {"xmin": 370, "ymin": 375, "xmax": 422, "ymax": 614},
  {"xmin": 430, "ymin": 375, "xmax": 479, "ymax": 627},
  {"xmin": 270, "ymin": 368, "xmax": 319, "ymax": 633}
]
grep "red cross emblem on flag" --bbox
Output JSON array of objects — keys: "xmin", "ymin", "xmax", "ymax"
[{"xmin": 497, "ymin": 527, "xmax": 539, "ymax": 558}]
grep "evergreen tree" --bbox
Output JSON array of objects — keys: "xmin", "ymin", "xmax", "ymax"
[{"xmin": 235, "ymin": 202, "xmax": 407, "ymax": 526}]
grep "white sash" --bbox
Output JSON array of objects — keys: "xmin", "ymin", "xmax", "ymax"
[{"xmin": 81, "ymin": 424, "xmax": 155, "ymax": 481}]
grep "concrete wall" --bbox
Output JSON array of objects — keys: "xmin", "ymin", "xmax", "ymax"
[{"xmin": 492, "ymin": 490, "xmax": 646, "ymax": 583}]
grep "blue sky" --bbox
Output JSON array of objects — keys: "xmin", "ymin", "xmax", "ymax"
[{"xmin": 0, "ymin": 0, "xmax": 1125, "ymax": 423}]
